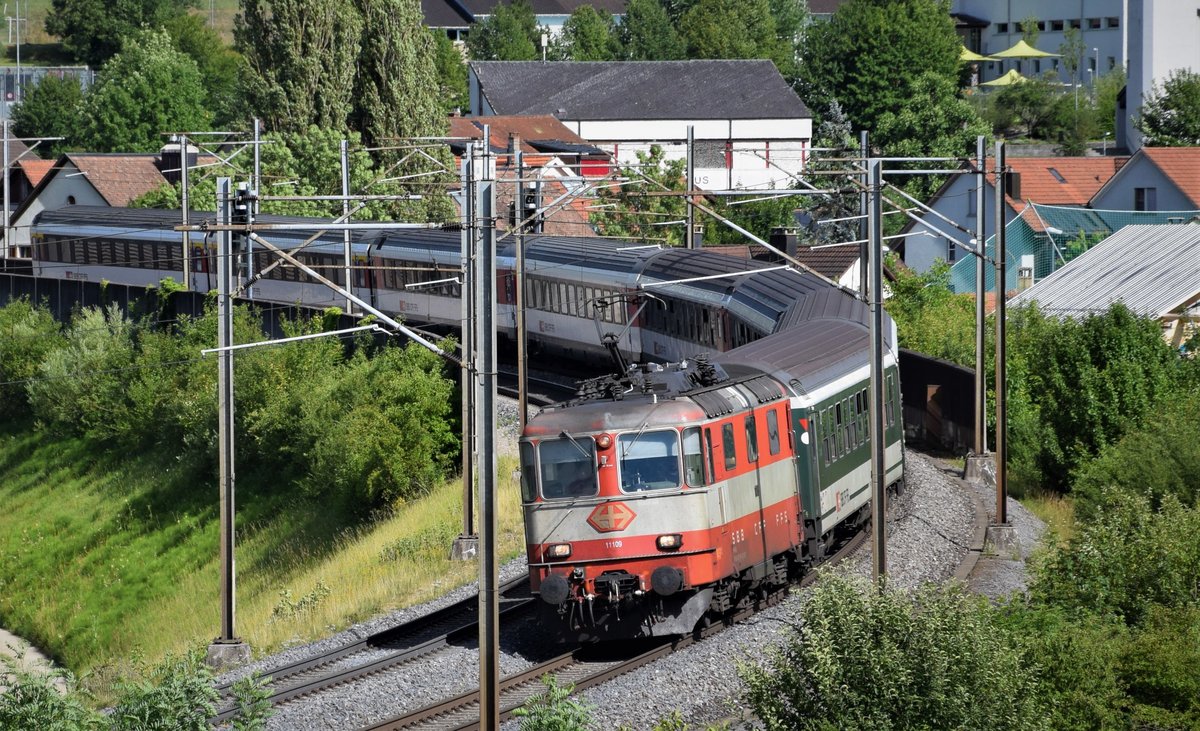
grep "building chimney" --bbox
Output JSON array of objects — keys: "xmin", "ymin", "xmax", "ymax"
[{"xmin": 158, "ymin": 142, "xmax": 198, "ymax": 185}]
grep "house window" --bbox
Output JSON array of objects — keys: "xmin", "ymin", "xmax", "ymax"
[
  {"xmin": 1105, "ymin": 17, "xmax": 1119, "ymax": 28},
  {"xmin": 1051, "ymin": 19, "xmax": 1064, "ymax": 31},
  {"xmin": 946, "ymin": 239, "xmax": 958, "ymax": 263},
  {"xmin": 1034, "ymin": 59, "xmax": 1041, "ymax": 73},
  {"xmin": 967, "ymin": 190, "xmax": 977, "ymax": 218},
  {"xmin": 996, "ymin": 22, "xmax": 1008, "ymax": 33},
  {"xmin": 1134, "ymin": 187, "xmax": 1157, "ymax": 211},
  {"xmin": 1108, "ymin": 56, "xmax": 1116, "ymax": 70},
  {"xmin": 1069, "ymin": 18, "xmax": 1081, "ymax": 28}
]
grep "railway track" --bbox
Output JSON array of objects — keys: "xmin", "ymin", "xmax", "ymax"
[
  {"xmin": 358, "ymin": 527, "xmax": 870, "ymax": 731},
  {"xmin": 209, "ymin": 576, "xmax": 535, "ymax": 725}
]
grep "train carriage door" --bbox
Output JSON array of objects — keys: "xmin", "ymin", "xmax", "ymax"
[{"xmin": 743, "ymin": 412, "xmax": 769, "ymax": 573}]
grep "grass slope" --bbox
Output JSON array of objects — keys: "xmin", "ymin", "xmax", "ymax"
[{"xmin": 0, "ymin": 417, "xmax": 524, "ymax": 686}]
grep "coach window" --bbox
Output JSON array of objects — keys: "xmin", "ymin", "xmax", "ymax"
[
  {"xmin": 846, "ymin": 397, "xmax": 857, "ymax": 449},
  {"xmin": 766, "ymin": 409, "xmax": 780, "ymax": 456},
  {"xmin": 518, "ymin": 442, "xmax": 538, "ymax": 503},
  {"xmin": 683, "ymin": 428, "xmax": 705, "ymax": 486},
  {"xmin": 886, "ymin": 374, "xmax": 897, "ymax": 427},
  {"xmin": 539, "ymin": 436, "xmax": 597, "ymax": 500},
  {"xmin": 722, "ymin": 423, "xmax": 737, "ymax": 471},
  {"xmin": 744, "ymin": 415, "xmax": 758, "ymax": 462},
  {"xmin": 619, "ymin": 430, "xmax": 681, "ymax": 492}
]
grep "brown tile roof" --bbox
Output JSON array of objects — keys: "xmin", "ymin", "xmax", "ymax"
[
  {"xmin": 65, "ymin": 153, "xmax": 169, "ymax": 205},
  {"xmin": 17, "ymin": 159, "xmax": 54, "ymax": 187},
  {"xmin": 1003, "ymin": 156, "xmax": 1129, "ymax": 207},
  {"xmin": 449, "ymin": 115, "xmax": 588, "ymax": 153},
  {"xmin": 792, "ymin": 241, "xmax": 860, "ymax": 280},
  {"xmin": 1139, "ymin": 147, "xmax": 1200, "ymax": 207}
]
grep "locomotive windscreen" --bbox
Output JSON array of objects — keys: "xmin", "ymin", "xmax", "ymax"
[{"xmin": 537, "ymin": 437, "xmax": 598, "ymax": 499}]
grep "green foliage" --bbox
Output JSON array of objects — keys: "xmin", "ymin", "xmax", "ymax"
[
  {"xmin": 1093, "ymin": 66, "xmax": 1126, "ymax": 136},
  {"xmin": 0, "ymin": 660, "xmax": 100, "ymax": 730},
  {"xmin": 1071, "ymin": 391, "xmax": 1200, "ymax": 518},
  {"xmin": 617, "ymin": 0, "xmax": 685, "ymax": 60},
  {"xmin": 797, "ymin": 0, "xmax": 960, "ymax": 132},
  {"xmin": 1019, "ymin": 14, "xmax": 1040, "ymax": 47},
  {"xmin": 1058, "ymin": 27, "xmax": 1085, "ymax": 85},
  {"xmin": 1005, "ymin": 303, "xmax": 1189, "ymax": 492},
  {"xmin": 229, "ymin": 673, "xmax": 275, "ymax": 731},
  {"xmin": 0, "ymin": 298, "xmax": 64, "ymax": 415},
  {"xmin": 1031, "ymin": 488, "xmax": 1200, "ymax": 625},
  {"xmin": 741, "ymin": 574, "xmax": 1045, "ymax": 731},
  {"xmin": 10, "ymin": 74, "xmax": 85, "ymax": 158},
  {"xmin": 430, "ymin": 30, "xmax": 469, "ymax": 114},
  {"xmin": 590, "ymin": 144, "xmax": 686, "ymax": 246},
  {"xmin": 883, "ymin": 259, "xmax": 980, "ymax": 366},
  {"xmin": 551, "ymin": 5, "xmax": 619, "ymax": 61},
  {"xmin": 991, "ymin": 75, "xmax": 1070, "ymax": 139},
  {"xmin": 466, "ymin": 0, "xmax": 541, "ymax": 61},
  {"xmin": 874, "ymin": 71, "xmax": 990, "ymax": 200},
  {"xmin": 45, "ymin": 0, "xmax": 194, "ymax": 67},
  {"xmin": 512, "ymin": 675, "xmax": 595, "ymax": 731},
  {"xmin": 77, "ymin": 28, "xmax": 212, "ymax": 152},
  {"xmin": 163, "ymin": 13, "xmax": 244, "ymax": 126},
  {"xmin": 1118, "ymin": 605, "xmax": 1200, "ymax": 727},
  {"xmin": 107, "ymin": 651, "xmax": 219, "ymax": 730},
  {"xmin": 352, "ymin": 0, "xmax": 457, "ymax": 223},
  {"xmin": 679, "ymin": 0, "xmax": 778, "ymax": 64},
  {"xmin": 270, "ymin": 581, "xmax": 331, "ymax": 622},
  {"xmin": 235, "ymin": 0, "xmax": 363, "ymax": 132},
  {"xmin": 1136, "ymin": 68, "xmax": 1200, "ymax": 146}
]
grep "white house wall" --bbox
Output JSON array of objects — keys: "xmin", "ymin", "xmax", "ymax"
[
  {"xmin": 900, "ymin": 173, "xmax": 1013, "ymax": 275},
  {"xmin": 1090, "ymin": 155, "xmax": 1195, "ymax": 211},
  {"xmin": 10, "ymin": 165, "xmax": 107, "ymax": 253},
  {"xmin": 1126, "ymin": 1, "xmax": 1200, "ymax": 151}
]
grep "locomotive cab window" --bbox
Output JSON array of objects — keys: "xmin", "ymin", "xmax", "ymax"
[
  {"xmin": 619, "ymin": 430, "xmax": 681, "ymax": 492},
  {"xmin": 519, "ymin": 442, "xmax": 538, "ymax": 503},
  {"xmin": 538, "ymin": 437, "xmax": 598, "ymax": 500},
  {"xmin": 722, "ymin": 423, "xmax": 737, "ymax": 471},
  {"xmin": 766, "ymin": 409, "xmax": 780, "ymax": 456},
  {"xmin": 744, "ymin": 415, "xmax": 758, "ymax": 462},
  {"xmin": 683, "ymin": 427, "xmax": 705, "ymax": 487}
]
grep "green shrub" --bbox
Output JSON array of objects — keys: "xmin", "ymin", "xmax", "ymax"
[
  {"xmin": 0, "ymin": 298, "xmax": 64, "ymax": 415},
  {"xmin": 512, "ymin": 675, "xmax": 594, "ymax": 731},
  {"xmin": 0, "ymin": 660, "xmax": 101, "ymax": 730},
  {"xmin": 741, "ymin": 574, "xmax": 1045, "ymax": 731},
  {"xmin": 1030, "ymin": 489, "xmax": 1200, "ymax": 625},
  {"xmin": 1119, "ymin": 605, "xmax": 1200, "ymax": 727}
]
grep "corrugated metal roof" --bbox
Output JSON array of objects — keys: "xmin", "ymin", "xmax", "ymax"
[
  {"xmin": 1011, "ymin": 222, "xmax": 1200, "ymax": 319},
  {"xmin": 471, "ymin": 60, "xmax": 810, "ymax": 120}
]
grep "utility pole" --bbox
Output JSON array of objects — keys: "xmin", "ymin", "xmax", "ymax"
[
  {"xmin": 3, "ymin": 119, "xmax": 10, "ymax": 259},
  {"xmin": 513, "ymin": 134, "xmax": 529, "ymax": 432},
  {"xmin": 206, "ymin": 178, "xmax": 250, "ymax": 669},
  {"xmin": 858, "ymin": 131, "xmax": 869, "ymax": 299},
  {"xmin": 965, "ymin": 136, "xmax": 990, "ymax": 482},
  {"xmin": 247, "ymin": 119, "xmax": 261, "ymax": 301},
  {"xmin": 686, "ymin": 125, "xmax": 696, "ymax": 249},
  {"xmin": 451, "ymin": 138, "xmax": 479, "ymax": 562},
  {"xmin": 993, "ymin": 141, "xmax": 1009, "ymax": 528},
  {"xmin": 473, "ymin": 138, "xmax": 500, "ymax": 731},
  {"xmin": 180, "ymin": 134, "xmax": 190, "ymax": 290},
  {"xmin": 867, "ymin": 157, "xmax": 887, "ymax": 582},
  {"xmin": 341, "ymin": 139, "xmax": 354, "ymax": 315}
]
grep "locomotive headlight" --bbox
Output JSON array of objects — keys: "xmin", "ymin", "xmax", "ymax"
[
  {"xmin": 656, "ymin": 534, "xmax": 683, "ymax": 551},
  {"xmin": 545, "ymin": 543, "xmax": 572, "ymax": 559},
  {"xmin": 595, "ymin": 434, "xmax": 613, "ymax": 449}
]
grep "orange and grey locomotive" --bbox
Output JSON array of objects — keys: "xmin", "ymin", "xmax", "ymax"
[{"xmin": 520, "ymin": 306, "xmax": 905, "ymax": 642}]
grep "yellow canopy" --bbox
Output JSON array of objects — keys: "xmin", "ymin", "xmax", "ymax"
[
  {"xmin": 959, "ymin": 45, "xmax": 992, "ymax": 62},
  {"xmin": 990, "ymin": 39, "xmax": 1059, "ymax": 59},
  {"xmin": 981, "ymin": 69, "xmax": 1028, "ymax": 86}
]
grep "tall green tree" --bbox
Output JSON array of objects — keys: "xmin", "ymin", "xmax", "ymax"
[
  {"xmin": 466, "ymin": 0, "xmax": 541, "ymax": 61},
  {"xmin": 235, "ymin": 0, "xmax": 363, "ymax": 132},
  {"xmin": 430, "ymin": 30, "xmax": 469, "ymax": 115},
  {"xmin": 77, "ymin": 29, "xmax": 212, "ymax": 152},
  {"xmin": 680, "ymin": 0, "xmax": 778, "ymax": 62},
  {"xmin": 45, "ymin": 0, "xmax": 194, "ymax": 67},
  {"xmin": 10, "ymin": 75, "xmax": 85, "ymax": 157},
  {"xmin": 353, "ymin": 0, "xmax": 456, "ymax": 222},
  {"xmin": 164, "ymin": 13, "xmax": 244, "ymax": 127},
  {"xmin": 797, "ymin": 0, "xmax": 959, "ymax": 131},
  {"xmin": 551, "ymin": 6, "xmax": 619, "ymax": 61},
  {"xmin": 618, "ymin": 0, "xmax": 685, "ymax": 60},
  {"xmin": 1136, "ymin": 68, "xmax": 1200, "ymax": 146}
]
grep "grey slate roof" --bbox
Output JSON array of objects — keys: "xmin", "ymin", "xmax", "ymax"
[
  {"xmin": 1011, "ymin": 222, "xmax": 1200, "ymax": 320},
  {"xmin": 470, "ymin": 60, "xmax": 810, "ymax": 120}
]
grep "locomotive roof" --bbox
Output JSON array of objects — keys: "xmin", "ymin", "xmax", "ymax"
[{"xmin": 715, "ymin": 318, "xmax": 878, "ymax": 396}]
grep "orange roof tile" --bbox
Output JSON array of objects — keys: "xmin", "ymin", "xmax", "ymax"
[
  {"xmin": 1002, "ymin": 156, "xmax": 1129, "ymax": 206},
  {"xmin": 66, "ymin": 153, "xmax": 169, "ymax": 206},
  {"xmin": 1139, "ymin": 147, "xmax": 1200, "ymax": 207},
  {"xmin": 17, "ymin": 159, "xmax": 54, "ymax": 187}
]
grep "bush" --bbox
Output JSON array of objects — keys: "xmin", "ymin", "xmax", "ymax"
[
  {"xmin": 512, "ymin": 675, "xmax": 594, "ymax": 731},
  {"xmin": 0, "ymin": 298, "xmax": 64, "ymax": 415},
  {"xmin": 1030, "ymin": 488, "xmax": 1200, "ymax": 625},
  {"xmin": 741, "ymin": 574, "xmax": 1045, "ymax": 731}
]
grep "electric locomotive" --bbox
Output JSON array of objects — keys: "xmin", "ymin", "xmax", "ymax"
[{"xmin": 520, "ymin": 302, "xmax": 904, "ymax": 642}]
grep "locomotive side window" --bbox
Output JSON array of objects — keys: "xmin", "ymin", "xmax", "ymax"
[
  {"xmin": 518, "ymin": 442, "xmax": 538, "ymax": 503},
  {"xmin": 722, "ymin": 423, "xmax": 737, "ymax": 470},
  {"xmin": 683, "ymin": 428, "xmax": 705, "ymax": 487},
  {"xmin": 619, "ymin": 430, "xmax": 681, "ymax": 492},
  {"xmin": 704, "ymin": 428, "xmax": 716, "ymax": 482},
  {"xmin": 539, "ymin": 437, "xmax": 597, "ymax": 500},
  {"xmin": 766, "ymin": 409, "xmax": 780, "ymax": 456},
  {"xmin": 744, "ymin": 415, "xmax": 758, "ymax": 462}
]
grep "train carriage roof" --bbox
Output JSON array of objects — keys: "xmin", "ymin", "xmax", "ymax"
[{"xmin": 520, "ymin": 234, "xmax": 656, "ymax": 275}]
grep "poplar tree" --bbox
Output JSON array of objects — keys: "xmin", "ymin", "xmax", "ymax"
[
  {"xmin": 466, "ymin": 0, "xmax": 541, "ymax": 61},
  {"xmin": 235, "ymin": 0, "xmax": 363, "ymax": 132},
  {"xmin": 353, "ymin": 0, "xmax": 455, "ymax": 221}
]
